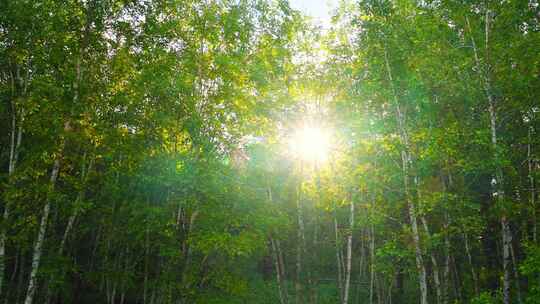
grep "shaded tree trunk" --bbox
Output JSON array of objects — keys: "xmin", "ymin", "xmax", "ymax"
[
  {"xmin": 296, "ymin": 176, "xmax": 305, "ymax": 304},
  {"xmin": 528, "ymin": 128, "xmax": 537, "ymax": 242},
  {"xmin": 510, "ymin": 243, "xmax": 523, "ymax": 304},
  {"xmin": 419, "ymin": 208, "xmax": 441, "ymax": 304},
  {"xmin": 466, "ymin": 12, "xmax": 512, "ymax": 304},
  {"xmin": 15, "ymin": 252, "xmax": 26, "ymax": 304},
  {"xmin": 355, "ymin": 229, "xmax": 366, "ymax": 304},
  {"xmin": 335, "ymin": 214, "xmax": 344, "ymax": 302},
  {"xmin": 450, "ymin": 254, "xmax": 462, "ymax": 302},
  {"xmin": 271, "ymin": 237, "xmax": 289, "ymax": 304},
  {"xmin": 144, "ymin": 221, "xmax": 150, "ymax": 304},
  {"xmin": 0, "ymin": 74, "xmax": 25, "ymax": 297},
  {"xmin": 421, "ymin": 216, "xmax": 442, "ymax": 304},
  {"xmin": 463, "ymin": 232, "xmax": 479, "ymax": 296},
  {"xmin": 59, "ymin": 155, "xmax": 93, "ymax": 255},
  {"xmin": 343, "ymin": 195, "xmax": 354, "ymax": 304},
  {"xmin": 442, "ymin": 173, "xmax": 452, "ymax": 304},
  {"xmin": 278, "ymin": 240, "xmax": 289, "ymax": 303},
  {"xmin": 369, "ymin": 224, "xmax": 375, "ymax": 304}
]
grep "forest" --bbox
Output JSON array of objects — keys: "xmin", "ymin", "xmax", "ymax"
[{"xmin": 0, "ymin": 0, "xmax": 539, "ymax": 304}]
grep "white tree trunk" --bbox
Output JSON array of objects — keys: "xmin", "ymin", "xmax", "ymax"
[
  {"xmin": 24, "ymin": 54, "xmax": 72, "ymax": 301},
  {"xmin": 369, "ymin": 224, "xmax": 375, "ymax": 304},
  {"xmin": 24, "ymin": 155, "xmax": 61, "ymax": 304},
  {"xmin": 24, "ymin": 4, "xmax": 88, "ymax": 296},
  {"xmin": 296, "ymin": 176, "xmax": 305, "ymax": 304},
  {"xmin": 406, "ymin": 194, "xmax": 428, "ymax": 304},
  {"xmin": 383, "ymin": 45, "xmax": 428, "ymax": 304},
  {"xmin": 421, "ymin": 216, "xmax": 441, "ymax": 304},
  {"xmin": 442, "ymin": 232, "xmax": 451, "ymax": 304},
  {"xmin": 501, "ymin": 216, "xmax": 512, "ymax": 304},
  {"xmin": 355, "ymin": 229, "xmax": 366, "ymax": 304},
  {"xmin": 272, "ymin": 237, "xmax": 288, "ymax": 304},
  {"xmin": 59, "ymin": 155, "xmax": 92, "ymax": 255},
  {"xmin": 0, "ymin": 101, "xmax": 23, "ymax": 296},
  {"xmin": 463, "ymin": 232, "xmax": 479, "ymax": 296},
  {"xmin": 442, "ymin": 173, "xmax": 452, "ymax": 304},
  {"xmin": 335, "ymin": 215, "xmax": 344, "ymax": 302},
  {"xmin": 268, "ymin": 183, "xmax": 289, "ymax": 304},
  {"xmin": 343, "ymin": 196, "xmax": 354, "ymax": 304},
  {"xmin": 466, "ymin": 12, "xmax": 512, "ymax": 304},
  {"xmin": 59, "ymin": 209, "xmax": 78, "ymax": 255}
]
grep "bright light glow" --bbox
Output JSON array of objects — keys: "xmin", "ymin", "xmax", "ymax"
[{"xmin": 290, "ymin": 126, "xmax": 330, "ymax": 163}]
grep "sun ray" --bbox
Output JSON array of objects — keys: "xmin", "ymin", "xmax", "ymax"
[{"xmin": 290, "ymin": 125, "xmax": 330, "ymax": 163}]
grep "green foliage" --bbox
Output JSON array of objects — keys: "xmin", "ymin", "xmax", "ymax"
[
  {"xmin": 521, "ymin": 243, "xmax": 540, "ymax": 304},
  {"xmin": 0, "ymin": 1, "xmax": 539, "ymax": 304},
  {"xmin": 471, "ymin": 292, "xmax": 501, "ymax": 304}
]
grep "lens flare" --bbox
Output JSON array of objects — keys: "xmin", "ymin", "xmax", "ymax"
[{"xmin": 290, "ymin": 126, "xmax": 330, "ymax": 163}]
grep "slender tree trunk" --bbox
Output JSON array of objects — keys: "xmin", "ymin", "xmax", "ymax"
[
  {"xmin": 277, "ymin": 240, "xmax": 289, "ymax": 303},
  {"xmin": 0, "ymin": 204, "xmax": 8, "ymax": 299},
  {"xmin": 376, "ymin": 272, "xmax": 383, "ymax": 304},
  {"xmin": 395, "ymin": 266, "xmax": 404, "ymax": 304},
  {"xmin": 510, "ymin": 243, "xmax": 523, "ymax": 304},
  {"xmin": 120, "ymin": 246, "xmax": 129, "ymax": 304},
  {"xmin": 15, "ymin": 252, "xmax": 25, "ymax": 304},
  {"xmin": 416, "ymin": 169, "xmax": 442, "ymax": 304},
  {"xmin": 268, "ymin": 183, "xmax": 289, "ymax": 304},
  {"xmin": 369, "ymin": 224, "xmax": 375, "ymax": 304},
  {"xmin": 296, "ymin": 176, "xmax": 305, "ymax": 304},
  {"xmin": 272, "ymin": 237, "xmax": 288, "ymax": 304},
  {"xmin": 339, "ymin": 245, "xmax": 345, "ymax": 285},
  {"xmin": 278, "ymin": 239, "xmax": 287, "ymax": 280},
  {"xmin": 181, "ymin": 209, "xmax": 198, "ymax": 291},
  {"xmin": 450, "ymin": 254, "xmax": 462, "ymax": 302},
  {"xmin": 23, "ymin": 1, "xmax": 91, "ymax": 297},
  {"xmin": 420, "ymin": 216, "xmax": 442, "ymax": 304},
  {"xmin": 176, "ymin": 203, "xmax": 183, "ymax": 229},
  {"xmin": 406, "ymin": 178, "xmax": 428, "ymax": 304},
  {"xmin": 90, "ymin": 224, "xmax": 101, "ymax": 273},
  {"xmin": 466, "ymin": 12, "xmax": 512, "ymax": 304},
  {"xmin": 498, "ymin": 141, "xmax": 512, "ymax": 304},
  {"xmin": 24, "ymin": 150, "xmax": 63, "ymax": 304},
  {"xmin": 150, "ymin": 282, "xmax": 157, "ymax": 304},
  {"xmin": 59, "ymin": 155, "xmax": 93, "ymax": 256},
  {"xmin": 383, "ymin": 43, "xmax": 428, "ymax": 304},
  {"xmin": 463, "ymin": 232, "xmax": 479, "ymax": 296},
  {"xmin": 2, "ymin": 75, "xmax": 20, "ymax": 275},
  {"xmin": 441, "ymin": 173, "xmax": 452, "ymax": 304},
  {"xmin": 59, "ymin": 208, "xmax": 78, "ymax": 255},
  {"xmin": 355, "ymin": 229, "xmax": 366, "ymax": 304},
  {"xmin": 0, "ymin": 100, "xmax": 23, "ymax": 297},
  {"xmin": 387, "ymin": 278, "xmax": 393, "ymax": 304},
  {"xmin": 312, "ymin": 168, "xmax": 322, "ymax": 304},
  {"xmin": 528, "ymin": 128, "xmax": 537, "ymax": 243},
  {"xmin": 343, "ymin": 196, "xmax": 354, "ymax": 304},
  {"xmin": 442, "ymin": 233, "xmax": 451, "ymax": 304},
  {"xmin": 335, "ymin": 214, "xmax": 344, "ymax": 302},
  {"xmin": 3, "ymin": 249, "xmax": 18, "ymax": 304},
  {"xmin": 143, "ymin": 241, "xmax": 149, "ymax": 304},
  {"xmin": 144, "ymin": 200, "xmax": 151, "ymax": 304},
  {"xmin": 110, "ymin": 282, "xmax": 117, "ymax": 304}
]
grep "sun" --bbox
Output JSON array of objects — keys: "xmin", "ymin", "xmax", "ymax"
[{"xmin": 290, "ymin": 126, "xmax": 330, "ymax": 163}]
